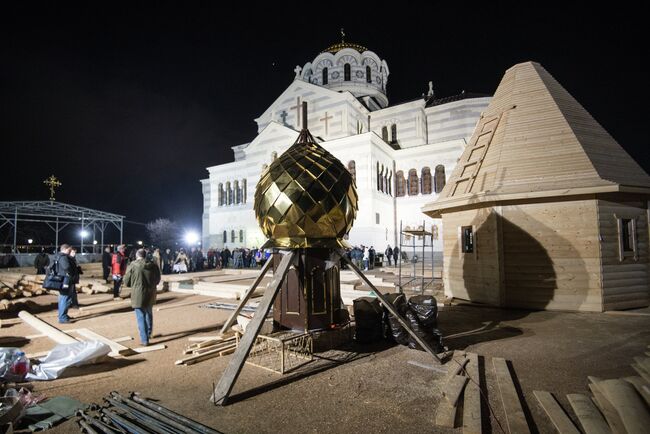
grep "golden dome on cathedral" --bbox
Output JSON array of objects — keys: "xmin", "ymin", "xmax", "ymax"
[{"xmin": 254, "ymin": 124, "xmax": 358, "ymax": 249}]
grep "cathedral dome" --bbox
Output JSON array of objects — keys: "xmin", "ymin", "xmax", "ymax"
[
  {"xmin": 254, "ymin": 121, "xmax": 358, "ymax": 249},
  {"xmin": 297, "ymin": 34, "xmax": 390, "ymax": 110}
]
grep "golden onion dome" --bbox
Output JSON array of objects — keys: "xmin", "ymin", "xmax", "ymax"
[
  {"xmin": 254, "ymin": 124, "xmax": 358, "ymax": 249},
  {"xmin": 320, "ymin": 42, "xmax": 368, "ymax": 54}
]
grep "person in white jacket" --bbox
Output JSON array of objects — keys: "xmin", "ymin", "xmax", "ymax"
[{"xmin": 363, "ymin": 247, "xmax": 370, "ymax": 271}]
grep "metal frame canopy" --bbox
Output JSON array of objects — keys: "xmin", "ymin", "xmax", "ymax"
[{"xmin": 0, "ymin": 201, "xmax": 124, "ymax": 252}]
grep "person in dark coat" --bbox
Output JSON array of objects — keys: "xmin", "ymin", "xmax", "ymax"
[
  {"xmin": 69, "ymin": 248, "xmax": 82, "ymax": 308},
  {"xmin": 102, "ymin": 246, "xmax": 112, "ymax": 282},
  {"xmin": 53, "ymin": 244, "xmax": 79, "ymax": 324},
  {"xmin": 123, "ymin": 249, "xmax": 161, "ymax": 346},
  {"xmin": 221, "ymin": 246, "xmax": 231, "ymax": 268},
  {"xmin": 34, "ymin": 248, "xmax": 50, "ymax": 274},
  {"xmin": 385, "ymin": 245, "xmax": 393, "ymax": 266},
  {"xmin": 369, "ymin": 246, "xmax": 376, "ymax": 270},
  {"xmin": 393, "ymin": 246, "xmax": 400, "ymax": 266}
]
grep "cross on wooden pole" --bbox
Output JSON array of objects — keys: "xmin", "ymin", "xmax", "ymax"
[
  {"xmin": 43, "ymin": 175, "xmax": 62, "ymax": 201},
  {"xmin": 320, "ymin": 111, "xmax": 333, "ymax": 135},
  {"xmin": 289, "ymin": 96, "xmax": 302, "ymax": 128}
]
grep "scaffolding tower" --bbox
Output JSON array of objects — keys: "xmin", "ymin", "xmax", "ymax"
[{"xmin": 397, "ymin": 220, "xmax": 435, "ymax": 293}]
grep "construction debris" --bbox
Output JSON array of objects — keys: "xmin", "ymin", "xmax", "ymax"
[{"xmin": 176, "ymin": 335, "xmax": 237, "ymax": 366}]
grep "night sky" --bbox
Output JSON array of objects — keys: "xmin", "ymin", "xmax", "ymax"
[{"xmin": 1, "ymin": 3, "xmax": 647, "ymax": 244}]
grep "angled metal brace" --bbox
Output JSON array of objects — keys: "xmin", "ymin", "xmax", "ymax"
[
  {"xmin": 219, "ymin": 257, "xmax": 274, "ymax": 336},
  {"xmin": 211, "ymin": 250, "xmax": 296, "ymax": 405},
  {"xmin": 336, "ymin": 250, "xmax": 442, "ymax": 363}
]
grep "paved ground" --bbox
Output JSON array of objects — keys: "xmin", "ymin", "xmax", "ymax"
[{"xmin": 1, "ymin": 274, "xmax": 649, "ymax": 433}]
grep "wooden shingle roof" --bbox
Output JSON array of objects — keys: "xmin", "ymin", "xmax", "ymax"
[{"xmin": 423, "ymin": 61, "xmax": 650, "ymax": 217}]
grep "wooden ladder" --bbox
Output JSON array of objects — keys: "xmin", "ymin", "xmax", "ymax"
[{"xmin": 451, "ymin": 113, "xmax": 503, "ymax": 196}]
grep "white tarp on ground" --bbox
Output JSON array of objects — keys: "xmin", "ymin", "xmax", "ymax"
[{"xmin": 26, "ymin": 341, "xmax": 111, "ymax": 381}]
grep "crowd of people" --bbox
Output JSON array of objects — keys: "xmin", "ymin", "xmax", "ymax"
[{"xmin": 39, "ymin": 241, "xmax": 405, "ymax": 347}]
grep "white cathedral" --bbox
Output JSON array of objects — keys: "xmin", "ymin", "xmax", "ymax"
[{"xmin": 201, "ymin": 39, "xmax": 491, "ymax": 252}]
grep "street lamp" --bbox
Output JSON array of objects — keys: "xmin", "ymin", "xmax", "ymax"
[
  {"xmin": 184, "ymin": 231, "xmax": 199, "ymax": 246},
  {"xmin": 27, "ymin": 238, "xmax": 33, "ymax": 253},
  {"xmin": 137, "ymin": 240, "xmax": 143, "ymax": 246}
]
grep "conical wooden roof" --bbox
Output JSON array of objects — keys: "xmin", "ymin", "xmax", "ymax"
[{"xmin": 423, "ymin": 61, "xmax": 650, "ymax": 217}]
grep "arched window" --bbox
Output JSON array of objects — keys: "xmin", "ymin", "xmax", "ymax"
[
  {"xmin": 380, "ymin": 165, "xmax": 385, "ymax": 192},
  {"xmin": 344, "ymin": 63, "xmax": 351, "ymax": 81},
  {"xmin": 396, "ymin": 171, "xmax": 406, "ymax": 197},
  {"xmin": 347, "ymin": 160, "xmax": 356, "ymax": 183},
  {"xmin": 388, "ymin": 171, "xmax": 393, "ymax": 196},
  {"xmin": 366, "ymin": 66, "xmax": 371, "ymax": 83},
  {"xmin": 322, "ymin": 67, "xmax": 328, "ymax": 85},
  {"xmin": 242, "ymin": 179, "xmax": 247, "ymax": 204},
  {"xmin": 391, "ymin": 124, "xmax": 397, "ymax": 144},
  {"xmin": 231, "ymin": 230, "xmax": 235, "ymax": 243},
  {"xmin": 421, "ymin": 167, "xmax": 432, "ymax": 194},
  {"xmin": 217, "ymin": 183, "xmax": 223, "ymax": 206},
  {"xmin": 239, "ymin": 230, "xmax": 244, "ymax": 243},
  {"xmin": 226, "ymin": 182, "xmax": 232, "ymax": 205},
  {"xmin": 223, "ymin": 231, "xmax": 227, "ymax": 243},
  {"xmin": 234, "ymin": 180, "xmax": 240, "ymax": 204},
  {"xmin": 408, "ymin": 169, "xmax": 419, "ymax": 196},
  {"xmin": 434, "ymin": 165, "xmax": 446, "ymax": 193},
  {"xmin": 383, "ymin": 168, "xmax": 388, "ymax": 194},
  {"xmin": 381, "ymin": 126, "xmax": 388, "ymax": 142}
]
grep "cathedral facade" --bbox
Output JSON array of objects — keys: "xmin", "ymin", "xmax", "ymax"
[{"xmin": 201, "ymin": 41, "xmax": 490, "ymax": 252}]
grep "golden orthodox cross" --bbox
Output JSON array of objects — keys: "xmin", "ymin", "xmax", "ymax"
[{"xmin": 43, "ymin": 175, "xmax": 62, "ymax": 201}]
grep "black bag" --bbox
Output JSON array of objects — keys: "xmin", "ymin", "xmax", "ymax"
[{"xmin": 42, "ymin": 258, "xmax": 66, "ymax": 291}]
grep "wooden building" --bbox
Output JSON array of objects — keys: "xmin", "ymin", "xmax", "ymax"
[{"xmin": 422, "ymin": 61, "xmax": 650, "ymax": 312}]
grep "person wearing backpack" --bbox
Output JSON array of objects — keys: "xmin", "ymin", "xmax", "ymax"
[
  {"xmin": 111, "ymin": 245, "xmax": 128, "ymax": 300},
  {"xmin": 52, "ymin": 243, "xmax": 79, "ymax": 324}
]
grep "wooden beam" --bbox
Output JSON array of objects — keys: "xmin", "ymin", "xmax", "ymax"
[
  {"xmin": 566, "ymin": 393, "xmax": 611, "ymax": 434},
  {"xmin": 133, "ymin": 344, "xmax": 166, "ymax": 353},
  {"xmin": 588, "ymin": 383, "xmax": 625, "ymax": 434},
  {"xmin": 444, "ymin": 375, "xmax": 469, "ymax": 407},
  {"xmin": 598, "ymin": 378, "xmax": 650, "ymax": 434},
  {"xmin": 463, "ymin": 352, "xmax": 482, "ymax": 434},
  {"xmin": 75, "ymin": 328, "xmax": 134, "ymax": 356},
  {"xmin": 219, "ymin": 258, "xmax": 273, "ymax": 335},
  {"xmin": 493, "ymin": 358, "xmax": 530, "ymax": 434},
  {"xmin": 623, "ymin": 376, "xmax": 650, "ymax": 407},
  {"xmin": 211, "ymin": 251, "xmax": 295, "ymax": 405},
  {"xmin": 533, "ymin": 391, "xmax": 579, "ymax": 434},
  {"xmin": 18, "ymin": 310, "xmax": 78, "ymax": 345}
]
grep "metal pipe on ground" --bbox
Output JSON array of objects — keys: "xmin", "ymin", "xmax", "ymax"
[
  {"xmin": 109, "ymin": 392, "xmax": 196, "ymax": 434},
  {"xmin": 130, "ymin": 393, "xmax": 222, "ymax": 434},
  {"xmin": 103, "ymin": 397, "xmax": 180, "ymax": 434},
  {"xmin": 101, "ymin": 409, "xmax": 149, "ymax": 434}
]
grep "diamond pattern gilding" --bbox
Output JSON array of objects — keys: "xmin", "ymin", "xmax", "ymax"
[{"xmin": 254, "ymin": 129, "xmax": 358, "ymax": 248}]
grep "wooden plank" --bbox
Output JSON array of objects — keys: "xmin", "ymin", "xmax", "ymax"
[
  {"xmin": 589, "ymin": 383, "xmax": 626, "ymax": 434},
  {"xmin": 75, "ymin": 328, "xmax": 134, "ymax": 356},
  {"xmin": 444, "ymin": 375, "xmax": 469, "ymax": 407},
  {"xmin": 18, "ymin": 310, "xmax": 78, "ymax": 345},
  {"xmin": 133, "ymin": 344, "xmax": 166, "ymax": 353},
  {"xmin": 178, "ymin": 343, "xmax": 237, "ymax": 366},
  {"xmin": 533, "ymin": 391, "xmax": 579, "ymax": 434},
  {"xmin": 631, "ymin": 364, "xmax": 650, "ymax": 383},
  {"xmin": 493, "ymin": 358, "xmax": 530, "ymax": 434},
  {"xmin": 567, "ymin": 393, "xmax": 611, "ymax": 434},
  {"xmin": 598, "ymin": 378, "xmax": 650, "ymax": 434},
  {"xmin": 436, "ymin": 386, "xmax": 460, "ymax": 427},
  {"xmin": 219, "ymin": 258, "xmax": 273, "ymax": 336},
  {"xmin": 211, "ymin": 251, "xmax": 295, "ymax": 405},
  {"xmin": 622, "ymin": 377, "xmax": 650, "ymax": 407},
  {"xmin": 463, "ymin": 352, "xmax": 482, "ymax": 434},
  {"xmin": 155, "ymin": 299, "xmax": 207, "ymax": 311}
]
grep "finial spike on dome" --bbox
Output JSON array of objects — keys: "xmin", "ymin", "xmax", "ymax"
[
  {"xmin": 340, "ymin": 28, "xmax": 345, "ymax": 42},
  {"xmin": 301, "ymin": 101, "xmax": 308, "ymax": 130}
]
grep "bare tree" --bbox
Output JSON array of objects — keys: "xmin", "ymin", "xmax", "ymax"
[{"xmin": 145, "ymin": 218, "xmax": 179, "ymax": 249}]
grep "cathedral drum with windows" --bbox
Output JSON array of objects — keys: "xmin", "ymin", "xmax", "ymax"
[{"xmin": 201, "ymin": 35, "xmax": 491, "ymax": 256}]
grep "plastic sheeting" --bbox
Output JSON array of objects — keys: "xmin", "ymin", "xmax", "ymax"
[{"xmin": 26, "ymin": 341, "xmax": 111, "ymax": 381}]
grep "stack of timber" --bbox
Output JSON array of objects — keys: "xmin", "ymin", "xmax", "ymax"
[
  {"xmin": 533, "ymin": 346, "xmax": 650, "ymax": 434},
  {"xmin": 0, "ymin": 271, "xmax": 112, "ymax": 304},
  {"xmin": 175, "ymin": 335, "xmax": 237, "ymax": 366},
  {"xmin": 435, "ymin": 351, "xmax": 483, "ymax": 432}
]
